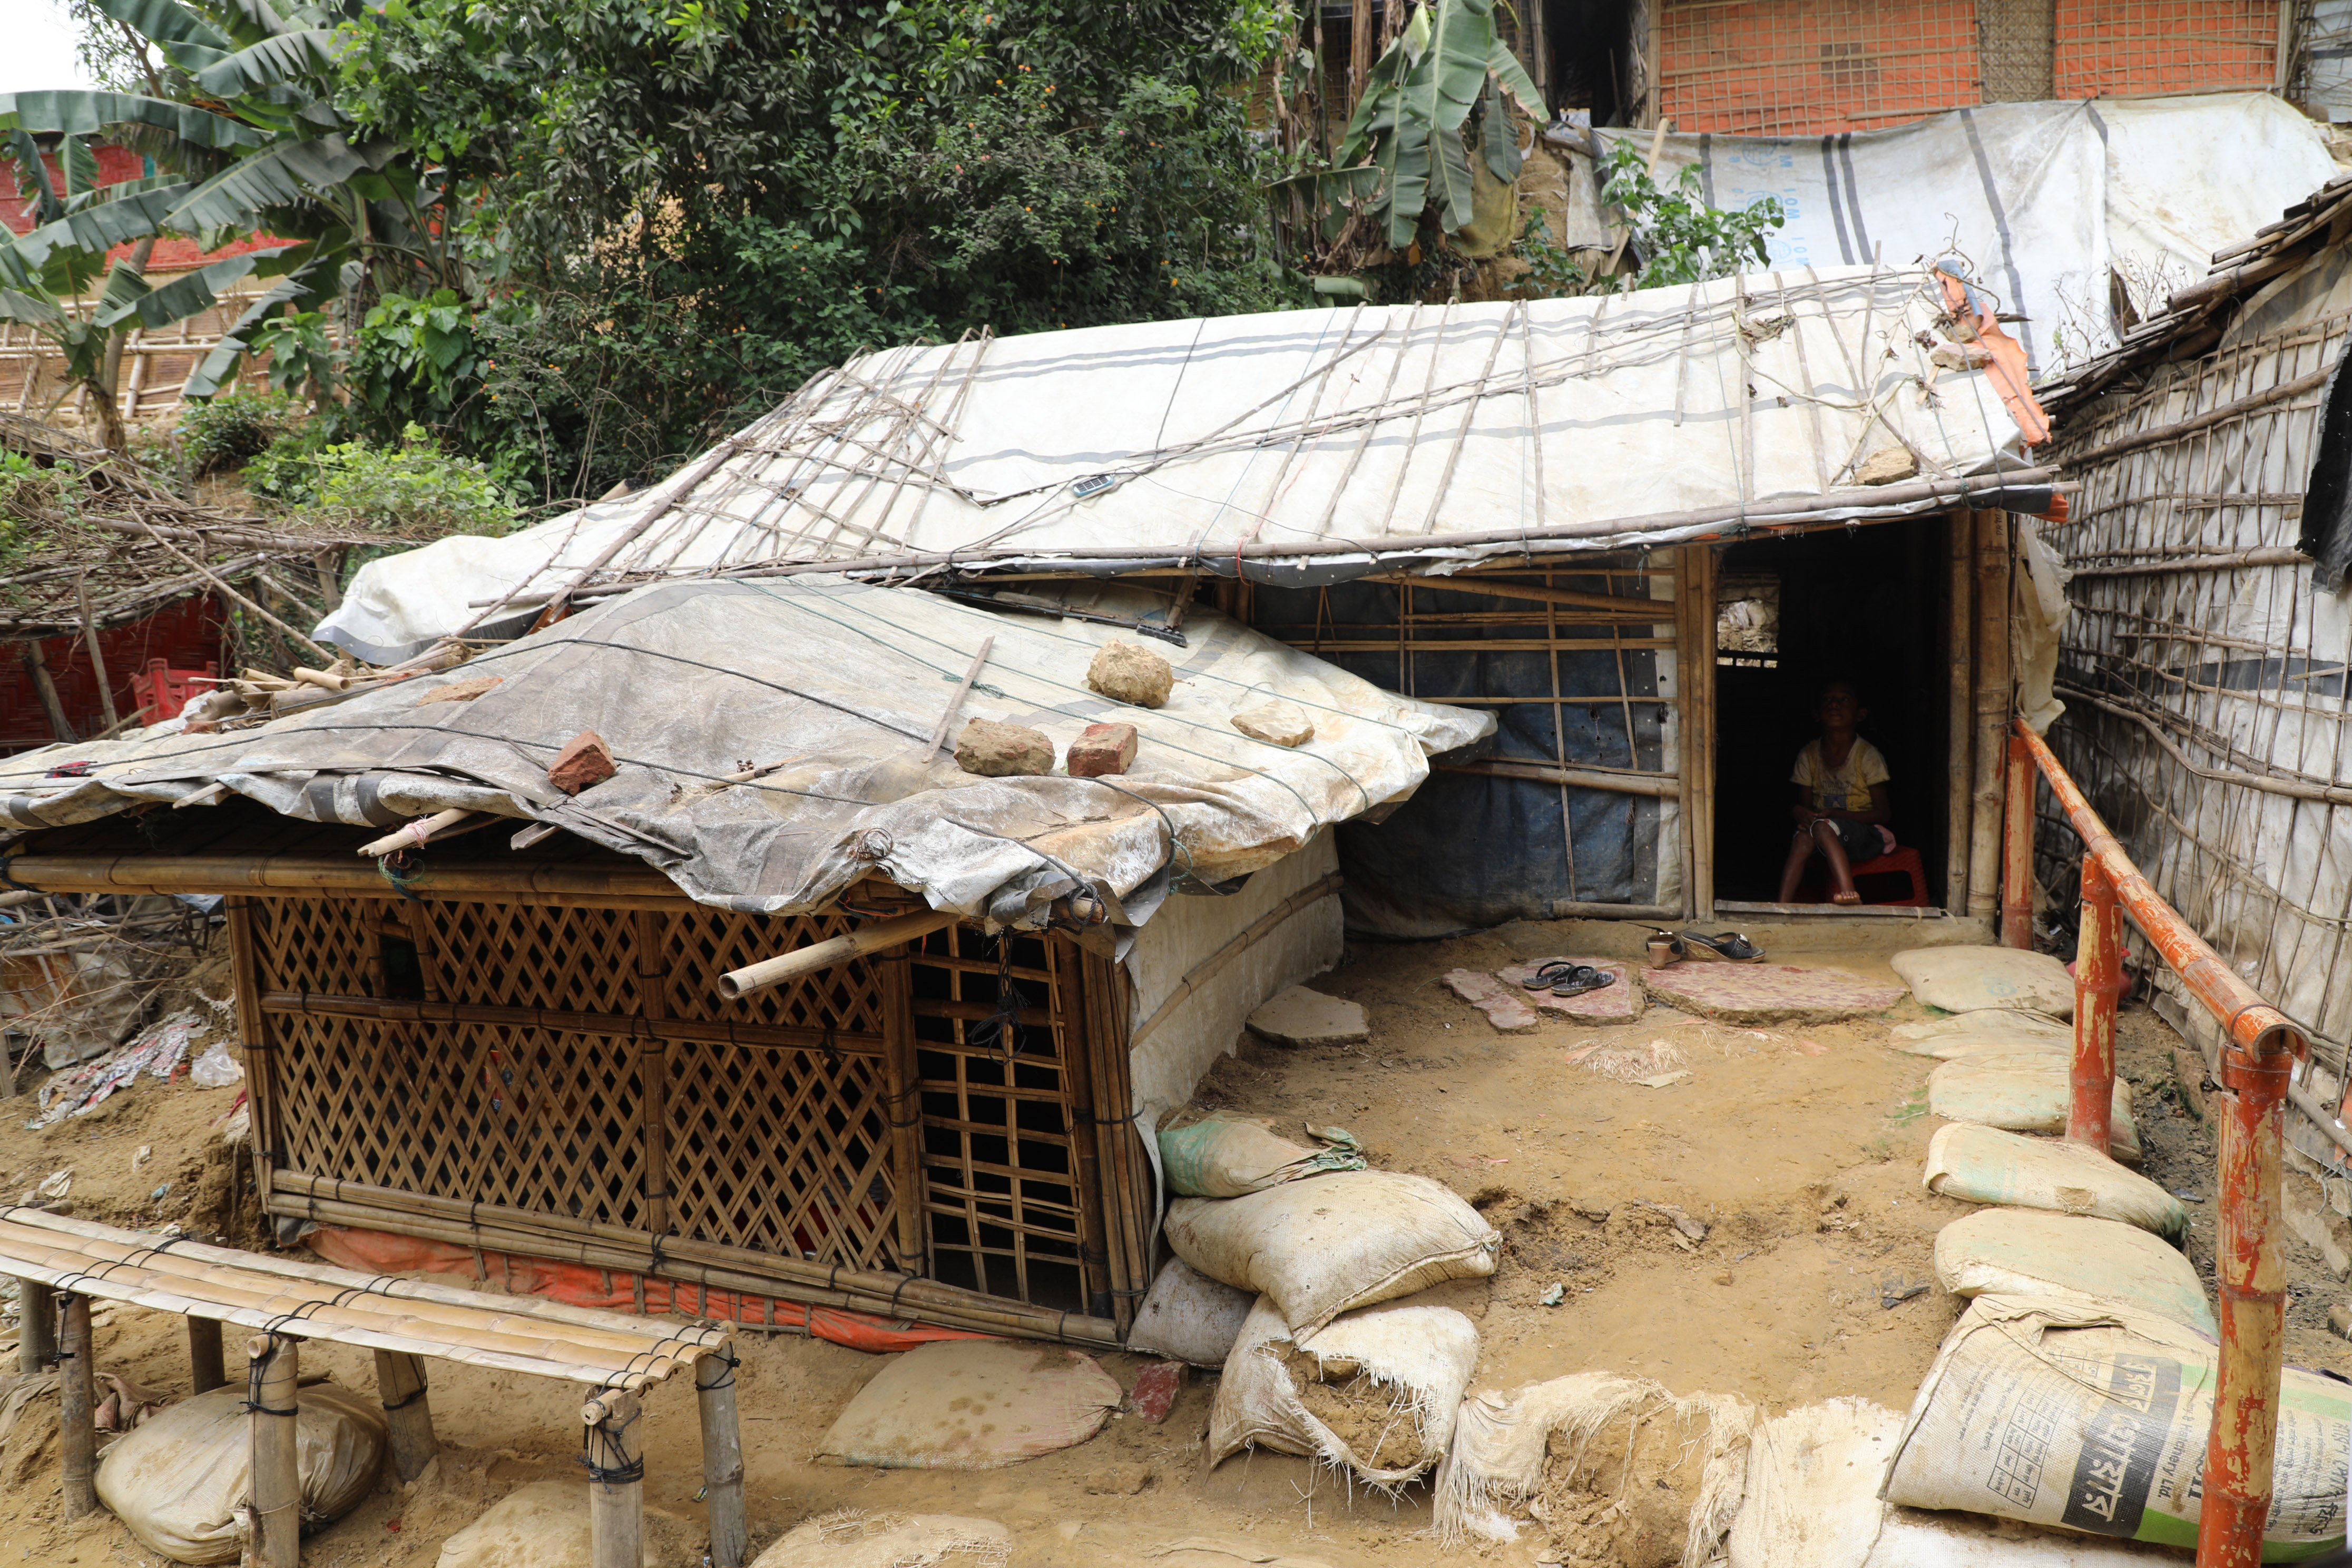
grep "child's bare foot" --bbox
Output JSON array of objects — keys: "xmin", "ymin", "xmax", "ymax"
[{"xmin": 1831, "ymin": 889, "xmax": 1861, "ymax": 905}]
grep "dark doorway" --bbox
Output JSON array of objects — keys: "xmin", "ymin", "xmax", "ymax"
[{"xmin": 1711, "ymin": 520, "xmax": 1953, "ymax": 905}]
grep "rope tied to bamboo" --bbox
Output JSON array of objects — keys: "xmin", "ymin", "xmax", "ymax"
[
  {"xmin": 964, "ymin": 934, "xmax": 1027, "ymax": 1062},
  {"xmin": 579, "ymin": 1405, "xmax": 646, "ymax": 1487},
  {"xmin": 242, "ymin": 1338, "xmax": 299, "ymax": 1419},
  {"xmin": 696, "ymin": 1347, "xmax": 741, "ymax": 1391}
]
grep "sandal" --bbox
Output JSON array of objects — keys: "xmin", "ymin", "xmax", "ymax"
[
  {"xmin": 1547, "ymin": 965, "xmax": 1611, "ymax": 998},
  {"xmin": 1641, "ymin": 929, "xmax": 1687, "ymax": 968},
  {"xmin": 1519, "ymin": 961, "xmax": 1583, "ymax": 992},
  {"xmin": 1679, "ymin": 931, "xmax": 1766, "ymax": 963}
]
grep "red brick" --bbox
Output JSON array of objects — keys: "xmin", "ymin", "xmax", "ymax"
[
  {"xmin": 548, "ymin": 730, "xmax": 618, "ymax": 795},
  {"xmin": 1129, "ymin": 1359, "xmax": 1185, "ymax": 1424},
  {"xmin": 1066, "ymin": 722, "xmax": 1138, "ymax": 778}
]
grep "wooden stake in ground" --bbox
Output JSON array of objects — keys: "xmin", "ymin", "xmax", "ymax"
[
  {"xmin": 18, "ymin": 642, "xmax": 73, "ymax": 743},
  {"xmin": 248, "ymin": 1333, "xmax": 301, "ymax": 1568},
  {"xmin": 74, "ymin": 573, "xmax": 118, "ymax": 731},
  {"xmin": 375, "ymin": 1348, "xmax": 438, "ymax": 1482},
  {"xmin": 17, "ymin": 1279, "xmax": 53, "ymax": 1376},
  {"xmin": 583, "ymin": 1387, "xmax": 645, "ymax": 1568},
  {"xmin": 187, "ymin": 1315, "xmax": 224, "ymax": 1393},
  {"xmin": 697, "ymin": 1351, "xmax": 749, "ymax": 1568},
  {"xmin": 58, "ymin": 1293, "xmax": 96, "ymax": 1518}
]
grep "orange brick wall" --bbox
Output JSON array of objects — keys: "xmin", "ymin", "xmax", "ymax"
[{"xmin": 1658, "ymin": 0, "xmax": 2279, "ymax": 138}]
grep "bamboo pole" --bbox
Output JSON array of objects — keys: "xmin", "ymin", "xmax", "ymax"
[
  {"xmin": 923, "ymin": 635, "xmax": 995, "ymax": 761},
  {"xmin": 1966, "ymin": 512, "xmax": 2011, "ymax": 918},
  {"xmin": 18, "ymin": 641, "xmax": 73, "ymax": 742},
  {"xmin": 249, "ymin": 1334, "xmax": 300, "ymax": 1568},
  {"xmin": 635, "ymin": 911, "xmax": 673, "ymax": 1240},
  {"xmin": 5, "ymin": 851, "xmax": 690, "ymax": 906},
  {"xmin": 73, "ymin": 574, "xmax": 117, "ymax": 732},
  {"xmin": 1055, "ymin": 936, "xmax": 1115, "ymax": 1324},
  {"xmin": 133, "ymin": 519, "xmax": 337, "ymax": 664},
  {"xmin": 188, "ymin": 1315, "xmax": 225, "ymax": 1393},
  {"xmin": 374, "ymin": 1349, "xmax": 438, "ymax": 1482},
  {"xmin": 1436, "ymin": 759, "xmax": 1680, "ymax": 798},
  {"xmin": 1126, "ymin": 873, "xmax": 1344, "ymax": 1044},
  {"xmin": 224, "ymin": 898, "xmax": 278, "ymax": 1212},
  {"xmin": 18, "ymin": 1279, "xmax": 53, "ymax": 1375},
  {"xmin": 57, "ymin": 1293, "xmax": 95, "ymax": 1520},
  {"xmin": 716, "ymin": 909, "xmax": 960, "ymax": 1000},
  {"xmin": 2069, "ymin": 854, "xmax": 2122, "ymax": 1153},
  {"xmin": 584, "ymin": 1388, "xmax": 645, "ymax": 1568},
  {"xmin": 1945, "ymin": 513, "xmax": 1974, "ymax": 914},
  {"xmin": 2002, "ymin": 732, "xmax": 2036, "ymax": 947},
  {"xmin": 879, "ymin": 948, "xmax": 927, "ymax": 1275},
  {"xmin": 358, "ymin": 809, "xmax": 477, "ymax": 857},
  {"xmin": 695, "ymin": 1353, "xmax": 749, "ymax": 1568},
  {"xmin": 260, "ymin": 990, "xmax": 887, "ymax": 1057}
]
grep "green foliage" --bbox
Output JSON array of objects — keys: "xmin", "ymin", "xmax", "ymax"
[
  {"xmin": 252, "ymin": 424, "xmax": 516, "ymax": 535},
  {"xmin": 1290, "ymin": 0, "xmax": 1541, "ymax": 252},
  {"xmin": 1598, "ymin": 139, "xmax": 1784, "ymax": 289},
  {"xmin": 332, "ymin": 0, "xmax": 1301, "ymax": 501},
  {"xmin": 247, "ymin": 309, "xmax": 336, "ymax": 404},
  {"xmin": 1513, "ymin": 208, "xmax": 1590, "ymax": 298},
  {"xmin": 173, "ymin": 387, "xmax": 305, "ymax": 474}
]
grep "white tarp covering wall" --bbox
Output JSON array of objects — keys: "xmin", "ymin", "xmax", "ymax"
[
  {"xmin": 1570, "ymin": 94, "xmax": 2337, "ymax": 377},
  {"xmin": 315, "ymin": 267, "xmax": 2045, "ymax": 664},
  {"xmin": 0, "ymin": 580, "xmax": 1488, "ymax": 933}
]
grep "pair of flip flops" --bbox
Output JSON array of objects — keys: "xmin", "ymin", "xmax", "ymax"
[
  {"xmin": 1642, "ymin": 929, "xmax": 1766, "ymax": 965},
  {"xmin": 1520, "ymin": 961, "xmax": 1613, "ymax": 998}
]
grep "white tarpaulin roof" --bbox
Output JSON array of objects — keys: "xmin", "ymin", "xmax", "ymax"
[
  {"xmin": 0, "ymin": 579, "xmax": 1489, "ymax": 928},
  {"xmin": 1574, "ymin": 93, "xmax": 2338, "ymax": 377},
  {"xmin": 317, "ymin": 264, "xmax": 2054, "ymax": 663}
]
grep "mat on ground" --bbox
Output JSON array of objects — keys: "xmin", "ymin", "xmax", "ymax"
[
  {"xmin": 1437, "ymin": 1372, "xmax": 1754, "ymax": 1567},
  {"xmin": 812, "ymin": 1340, "xmax": 1122, "ymax": 1469},
  {"xmin": 1883, "ymin": 1295, "xmax": 2352, "ymax": 1559},
  {"xmin": 1932, "ymin": 1208, "xmax": 2213, "ymax": 1334},
  {"xmin": 1893, "ymin": 948, "xmax": 2075, "ymax": 1018},
  {"xmin": 97, "ymin": 1381, "xmax": 385, "ymax": 1565},
  {"xmin": 1209, "ymin": 1295, "xmax": 1477, "ymax": 1486},
  {"xmin": 1923, "ymin": 1124, "xmax": 2186, "ymax": 1241},
  {"xmin": 1166, "ymin": 1169, "xmax": 1500, "ymax": 1334},
  {"xmin": 1157, "ymin": 1110, "xmax": 1365, "ymax": 1199},
  {"xmin": 435, "ymin": 1479, "xmax": 697, "ymax": 1568},
  {"xmin": 1128, "ymin": 1258, "xmax": 1255, "ymax": 1367},
  {"xmin": 1928, "ymin": 1057, "xmax": 2140, "ymax": 1161}
]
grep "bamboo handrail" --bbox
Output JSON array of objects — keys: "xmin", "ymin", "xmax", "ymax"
[
  {"xmin": 2007, "ymin": 717, "xmax": 2300, "ymax": 1568},
  {"xmin": 257, "ymin": 991, "xmax": 888, "ymax": 1056}
]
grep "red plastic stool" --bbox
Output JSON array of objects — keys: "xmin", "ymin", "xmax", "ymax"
[
  {"xmin": 132, "ymin": 659, "xmax": 220, "ymax": 722},
  {"xmin": 1795, "ymin": 844, "xmax": 1931, "ymax": 907}
]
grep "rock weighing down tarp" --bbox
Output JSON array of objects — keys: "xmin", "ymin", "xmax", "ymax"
[
  {"xmin": 0, "ymin": 579, "xmax": 1487, "ymax": 929},
  {"xmin": 311, "ymin": 267, "xmax": 2051, "ymax": 664}
]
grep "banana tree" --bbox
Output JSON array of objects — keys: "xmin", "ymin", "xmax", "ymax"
[
  {"xmin": 0, "ymin": 0, "xmax": 460, "ymax": 415},
  {"xmin": 1279, "ymin": 0, "xmax": 1543, "ymax": 254}
]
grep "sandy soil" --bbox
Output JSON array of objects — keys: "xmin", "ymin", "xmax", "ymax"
[{"xmin": 0, "ymin": 919, "xmax": 2337, "ymax": 1568}]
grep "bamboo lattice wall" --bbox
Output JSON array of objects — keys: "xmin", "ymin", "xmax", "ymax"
[{"xmin": 236, "ymin": 888, "xmax": 1144, "ymax": 1334}]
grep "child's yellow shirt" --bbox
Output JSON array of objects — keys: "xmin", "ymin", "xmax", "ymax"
[{"xmin": 1791, "ymin": 737, "xmax": 1890, "ymax": 812}]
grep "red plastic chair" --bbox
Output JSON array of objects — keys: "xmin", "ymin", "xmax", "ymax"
[
  {"xmin": 1795, "ymin": 844, "xmax": 1931, "ymax": 907},
  {"xmin": 131, "ymin": 659, "xmax": 220, "ymax": 722}
]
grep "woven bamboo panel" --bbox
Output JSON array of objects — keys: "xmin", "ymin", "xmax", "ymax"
[
  {"xmin": 243, "ymin": 894, "xmax": 1103, "ymax": 1312},
  {"xmin": 907, "ymin": 924, "xmax": 1091, "ymax": 1313}
]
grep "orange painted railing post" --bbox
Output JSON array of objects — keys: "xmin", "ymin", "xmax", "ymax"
[
  {"xmin": 2200, "ymin": 1027, "xmax": 2292, "ymax": 1568},
  {"xmin": 2002, "ymin": 731, "xmax": 2035, "ymax": 947},
  {"xmin": 2010, "ymin": 718, "xmax": 2301, "ymax": 1568},
  {"xmin": 2068, "ymin": 854, "xmax": 2121, "ymax": 1152}
]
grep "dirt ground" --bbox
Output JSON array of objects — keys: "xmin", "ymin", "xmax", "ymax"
[{"xmin": 0, "ymin": 918, "xmax": 2341, "ymax": 1567}]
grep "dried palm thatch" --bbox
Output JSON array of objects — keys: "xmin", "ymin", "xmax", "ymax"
[{"xmin": 0, "ymin": 413, "xmax": 375, "ymax": 643}]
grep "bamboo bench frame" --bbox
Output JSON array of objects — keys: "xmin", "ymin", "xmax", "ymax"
[{"xmin": 0, "ymin": 1205, "xmax": 746, "ymax": 1568}]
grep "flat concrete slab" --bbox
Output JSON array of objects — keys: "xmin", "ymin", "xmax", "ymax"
[
  {"xmin": 1442, "ymin": 969, "xmax": 1541, "ymax": 1032},
  {"xmin": 1638, "ymin": 963, "xmax": 1905, "ymax": 1025},
  {"xmin": 1495, "ymin": 957, "xmax": 1642, "ymax": 1024},
  {"xmin": 1246, "ymin": 985, "xmax": 1369, "ymax": 1047}
]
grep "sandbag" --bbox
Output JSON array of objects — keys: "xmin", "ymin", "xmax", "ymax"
[
  {"xmin": 1864, "ymin": 1511, "xmax": 2190, "ymax": 1565},
  {"xmin": 1128, "ymin": 1258, "xmax": 1254, "ymax": 1367},
  {"xmin": 435, "ymin": 1480, "xmax": 693, "ymax": 1568},
  {"xmin": 1893, "ymin": 947, "xmax": 2075, "ymax": 1018},
  {"xmin": 1165, "ymin": 1171, "xmax": 1500, "ymax": 1334},
  {"xmin": 1208, "ymin": 1295, "xmax": 1477, "ymax": 1486},
  {"xmin": 1933, "ymin": 1209, "xmax": 2213, "ymax": 1335},
  {"xmin": 1928, "ymin": 1057, "xmax": 2139, "ymax": 1161},
  {"xmin": 751, "ymin": 1511, "xmax": 1011, "ymax": 1568},
  {"xmin": 1157, "ymin": 1111, "xmax": 1365, "ymax": 1199},
  {"xmin": 1883, "ymin": 1295, "xmax": 2352, "ymax": 1557},
  {"xmin": 98, "ymin": 1381, "xmax": 386, "ymax": 1565},
  {"xmin": 1923, "ymin": 1124, "xmax": 2186, "ymax": 1242},
  {"xmin": 1437, "ymin": 1373, "xmax": 1754, "ymax": 1566},
  {"xmin": 1726, "ymin": 1398, "xmax": 1905, "ymax": 1568},
  {"xmin": 812, "ymin": 1340, "xmax": 1121, "ymax": 1469},
  {"xmin": 1893, "ymin": 1008, "xmax": 2072, "ymax": 1052}
]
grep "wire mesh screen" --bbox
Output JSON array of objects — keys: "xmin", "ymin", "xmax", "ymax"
[
  {"xmin": 906, "ymin": 924, "xmax": 1091, "ymax": 1312},
  {"xmin": 1659, "ymin": 0, "xmax": 1983, "ymax": 135},
  {"xmin": 1979, "ymin": 0, "xmax": 2058, "ymax": 100},
  {"xmin": 2037, "ymin": 299, "xmax": 2352, "ymax": 1100},
  {"xmin": 2051, "ymin": 0, "xmax": 2278, "ymax": 97}
]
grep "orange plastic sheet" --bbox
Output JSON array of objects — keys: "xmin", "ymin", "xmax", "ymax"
[{"xmin": 308, "ymin": 1224, "xmax": 997, "ymax": 1355}]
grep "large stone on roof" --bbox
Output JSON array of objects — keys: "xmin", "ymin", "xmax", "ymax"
[
  {"xmin": 1087, "ymin": 640, "xmax": 1173, "ymax": 708},
  {"xmin": 1639, "ymin": 963, "xmax": 1904, "ymax": 1025},
  {"xmin": 954, "ymin": 718, "xmax": 1052, "ymax": 777}
]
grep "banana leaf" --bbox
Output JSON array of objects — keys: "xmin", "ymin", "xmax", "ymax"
[
  {"xmin": 5, "ymin": 182, "xmax": 190, "ymax": 269},
  {"xmin": 192, "ymin": 31, "xmax": 339, "ymax": 98},
  {"xmin": 165, "ymin": 133, "xmax": 369, "ymax": 231},
  {"xmin": 0, "ymin": 91, "xmax": 264, "ymax": 151}
]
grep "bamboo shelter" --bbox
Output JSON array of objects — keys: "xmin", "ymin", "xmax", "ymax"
[
  {"xmin": 2031, "ymin": 170, "xmax": 2352, "ymax": 1169},
  {"xmin": 0, "ymin": 577, "xmax": 1473, "ymax": 1343}
]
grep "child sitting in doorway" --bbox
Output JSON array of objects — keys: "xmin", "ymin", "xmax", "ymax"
[{"xmin": 1777, "ymin": 680, "xmax": 1895, "ymax": 906}]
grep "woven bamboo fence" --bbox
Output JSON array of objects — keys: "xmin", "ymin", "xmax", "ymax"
[
  {"xmin": 227, "ymin": 883, "xmax": 1144, "ymax": 1346},
  {"xmin": 0, "ymin": 285, "xmax": 277, "ymax": 430}
]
